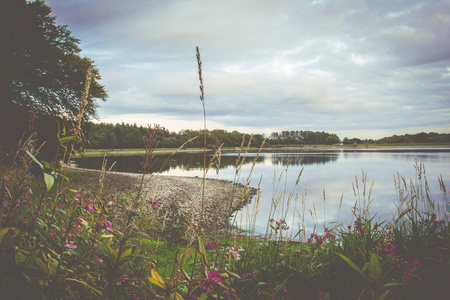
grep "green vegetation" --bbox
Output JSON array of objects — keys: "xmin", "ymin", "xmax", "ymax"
[
  {"xmin": 269, "ymin": 130, "xmax": 341, "ymax": 145},
  {"xmin": 83, "ymin": 122, "xmax": 265, "ymax": 150},
  {"xmin": 376, "ymin": 132, "xmax": 450, "ymax": 144},
  {"xmin": 1, "ymin": 0, "xmax": 107, "ymax": 159},
  {"xmin": 1, "ymin": 131, "xmax": 449, "ymax": 299},
  {"xmin": 83, "ymin": 123, "xmax": 450, "ymax": 151}
]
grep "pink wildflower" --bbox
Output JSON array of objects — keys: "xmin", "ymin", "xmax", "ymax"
[
  {"xmin": 384, "ymin": 243, "xmax": 396, "ymax": 259},
  {"xmin": 202, "ymin": 271, "xmax": 223, "ymax": 291},
  {"xmin": 65, "ymin": 240, "xmax": 77, "ymax": 249}
]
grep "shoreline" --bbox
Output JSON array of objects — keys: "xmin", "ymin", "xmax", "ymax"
[
  {"xmin": 74, "ymin": 144, "xmax": 450, "ymax": 157},
  {"xmin": 68, "ymin": 167, "xmax": 256, "ymax": 229}
]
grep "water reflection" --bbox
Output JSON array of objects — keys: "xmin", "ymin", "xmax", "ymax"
[
  {"xmin": 71, "ymin": 149, "xmax": 450, "ymax": 238},
  {"xmin": 270, "ymin": 153, "xmax": 338, "ymax": 166},
  {"xmin": 71, "ymin": 151, "xmax": 340, "ymax": 173}
]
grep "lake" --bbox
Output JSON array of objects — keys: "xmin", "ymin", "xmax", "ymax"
[{"xmin": 72, "ymin": 148, "xmax": 450, "ymax": 239}]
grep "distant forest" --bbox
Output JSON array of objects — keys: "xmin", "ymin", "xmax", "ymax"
[
  {"xmin": 376, "ymin": 132, "xmax": 450, "ymax": 144},
  {"xmin": 83, "ymin": 122, "xmax": 450, "ymax": 149}
]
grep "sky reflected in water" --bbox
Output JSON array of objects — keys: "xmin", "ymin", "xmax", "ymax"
[{"xmin": 73, "ymin": 149, "xmax": 450, "ymax": 239}]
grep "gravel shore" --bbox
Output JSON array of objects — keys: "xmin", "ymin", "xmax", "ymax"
[{"xmin": 72, "ymin": 168, "xmax": 256, "ymax": 228}]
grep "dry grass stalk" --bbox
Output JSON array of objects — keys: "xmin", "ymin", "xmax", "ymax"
[
  {"xmin": 60, "ymin": 64, "xmax": 92, "ymax": 190},
  {"xmin": 77, "ymin": 63, "xmax": 92, "ymax": 133},
  {"xmin": 196, "ymin": 46, "xmax": 207, "ymax": 230}
]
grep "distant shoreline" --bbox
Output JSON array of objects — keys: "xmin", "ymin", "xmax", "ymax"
[
  {"xmin": 263, "ymin": 144, "xmax": 450, "ymax": 151},
  {"xmin": 75, "ymin": 144, "xmax": 450, "ymax": 157}
]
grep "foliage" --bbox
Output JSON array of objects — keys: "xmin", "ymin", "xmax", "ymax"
[
  {"xmin": 0, "ymin": 0, "xmax": 107, "ymax": 155},
  {"xmin": 0, "ymin": 139, "xmax": 156, "ymax": 299},
  {"xmin": 376, "ymin": 132, "xmax": 450, "ymax": 144},
  {"xmin": 269, "ymin": 130, "xmax": 340, "ymax": 145},
  {"xmin": 83, "ymin": 122, "xmax": 264, "ymax": 150},
  {"xmin": 157, "ymin": 199, "xmax": 188, "ymax": 247},
  {"xmin": 79, "ymin": 123, "xmax": 450, "ymax": 151}
]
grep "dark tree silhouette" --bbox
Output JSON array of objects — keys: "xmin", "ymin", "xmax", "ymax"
[{"xmin": 0, "ymin": 0, "xmax": 107, "ymax": 157}]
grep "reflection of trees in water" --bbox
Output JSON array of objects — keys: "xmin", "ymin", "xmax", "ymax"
[
  {"xmin": 271, "ymin": 154, "xmax": 338, "ymax": 166},
  {"xmin": 71, "ymin": 152, "xmax": 336, "ymax": 174},
  {"xmin": 72, "ymin": 153, "xmax": 206, "ymax": 174},
  {"xmin": 160, "ymin": 153, "xmax": 266, "ymax": 172},
  {"xmin": 72, "ymin": 152, "xmax": 264, "ymax": 174}
]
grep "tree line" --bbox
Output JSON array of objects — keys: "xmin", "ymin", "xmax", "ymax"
[
  {"xmin": 270, "ymin": 131, "xmax": 341, "ymax": 145},
  {"xmin": 84, "ymin": 124, "xmax": 343, "ymax": 149},
  {"xmin": 83, "ymin": 123, "xmax": 450, "ymax": 150},
  {"xmin": 84, "ymin": 123, "xmax": 265, "ymax": 149},
  {"xmin": 375, "ymin": 132, "xmax": 450, "ymax": 144}
]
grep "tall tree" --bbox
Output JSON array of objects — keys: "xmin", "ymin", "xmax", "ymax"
[{"xmin": 0, "ymin": 0, "xmax": 107, "ymax": 156}]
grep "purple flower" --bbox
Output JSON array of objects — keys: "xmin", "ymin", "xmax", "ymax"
[
  {"xmin": 76, "ymin": 194, "xmax": 82, "ymax": 200},
  {"xmin": 204, "ymin": 241, "xmax": 212, "ymax": 250},
  {"xmin": 65, "ymin": 240, "xmax": 77, "ymax": 249},
  {"xmin": 88, "ymin": 203, "xmax": 95, "ymax": 212}
]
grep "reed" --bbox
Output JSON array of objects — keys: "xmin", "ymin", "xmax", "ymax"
[{"xmin": 196, "ymin": 46, "xmax": 207, "ymax": 231}]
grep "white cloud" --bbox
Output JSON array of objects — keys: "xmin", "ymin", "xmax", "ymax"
[{"xmin": 47, "ymin": 0, "xmax": 450, "ymax": 140}]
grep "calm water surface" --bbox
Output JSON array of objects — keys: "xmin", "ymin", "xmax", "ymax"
[{"xmin": 72, "ymin": 149, "xmax": 450, "ymax": 238}]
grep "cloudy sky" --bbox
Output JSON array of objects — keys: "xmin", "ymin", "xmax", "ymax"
[{"xmin": 46, "ymin": 0, "xmax": 450, "ymax": 140}]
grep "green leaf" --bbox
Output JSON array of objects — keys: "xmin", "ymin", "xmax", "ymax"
[
  {"xmin": 368, "ymin": 252, "xmax": 381, "ymax": 282},
  {"xmin": 0, "ymin": 228, "xmax": 9, "ymax": 244},
  {"xmin": 64, "ymin": 248, "xmax": 79, "ymax": 256},
  {"xmin": 59, "ymin": 136, "xmax": 75, "ymax": 142},
  {"xmin": 100, "ymin": 234, "xmax": 114, "ymax": 239},
  {"xmin": 337, "ymin": 253, "xmax": 369, "ymax": 283},
  {"xmin": 25, "ymin": 150, "xmax": 43, "ymax": 170},
  {"xmin": 66, "ymin": 278, "xmax": 103, "ymax": 296},
  {"xmin": 148, "ymin": 268, "xmax": 167, "ymax": 289},
  {"xmin": 44, "ymin": 173, "xmax": 55, "ymax": 192},
  {"xmin": 379, "ymin": 288, "xmax": 391, "ymax": 300},
  {"xmin": 46, "ymin": 255, "xmax": 59, "ymax": 276},
  {"xmin": 198, "ymin": 236, "xmax": 208, "ymax": 265},
  {"xmin": 0, "ymin": 227, "xmax": 18, "ymax": 244},
  {"xmin": 383, "ymin": 282, "xmax": 406, "ymax": 287},
  {"xmin": 119, "ymin": 247, "xmax": 132, "ymax": 261},
  {"xmin": 15, "ymin": 251, "xmax": 26, "ymax": 266}
]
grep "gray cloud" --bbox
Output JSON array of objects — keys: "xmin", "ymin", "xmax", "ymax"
[{"xmin": 46, "ymin": 0, "xmax": 450, "ymax": 139}]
